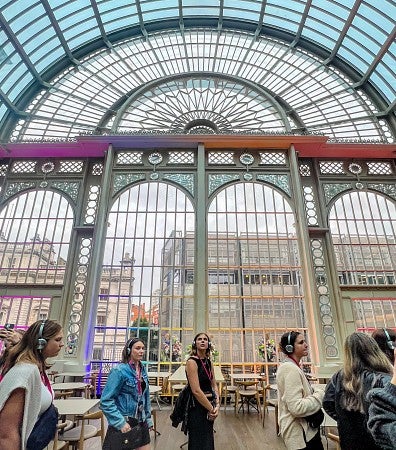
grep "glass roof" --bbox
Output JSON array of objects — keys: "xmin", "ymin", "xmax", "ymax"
[{"xmin": 0, "ymin": 0, "xmax": 395, "ymax": 143}]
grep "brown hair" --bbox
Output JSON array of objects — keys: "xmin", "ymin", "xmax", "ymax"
[
  {"xmin": 3, "ymin": 320, "xmax": 62, "ymax": 374},
  {"xmin": 121, "ymin": 337, "xmax": 145, "ymax": 363},
  {"xmin": 341, "ymin": 332, "xmax": 392, "ymax": 412},
  {"xmin": 372, "ymin": 328, "xmax": 396, "ymax": 364}
]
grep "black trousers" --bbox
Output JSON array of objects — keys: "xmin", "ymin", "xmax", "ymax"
[
  {"xmin": 298, "ymin": 430, "xmax": 324, "ymax": 450},
  {"xmin": 187, "ymin": 402, "xmax": 214, "ymax": 450}
]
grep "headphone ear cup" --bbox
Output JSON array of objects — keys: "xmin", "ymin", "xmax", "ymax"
[
  {"xmin": 285, "ymin": 344, "xmax": 294, "ymax": 354},
  {"xmin": 37, "ymin": 338, "xmax": 47, "ymax": 350},
  {"xmin": 386, "ymin": 340, "xmax": 395, "ymax": 350}
]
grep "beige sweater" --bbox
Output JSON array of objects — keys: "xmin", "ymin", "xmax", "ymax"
[
  {"xmin": 0, "ymin": 362, "xmax": 42, "ymax": 449},
  {"xmin": 276, "ymin": 359, "xmax": 325, "ymax": 449}
]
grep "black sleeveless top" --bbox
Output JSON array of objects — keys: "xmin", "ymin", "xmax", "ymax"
[{"xmin": 187, "ymin": 357, "xmax": 213, "ymax": 394}]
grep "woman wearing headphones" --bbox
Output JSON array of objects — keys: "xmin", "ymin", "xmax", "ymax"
[
  {"xmin": 276, "ymin": 331, "xmax": 325, "ymax": 450},
  {"xmin": 0, "ymin": 319, "xmax": 64, "ymax": 449},
  {"xmin": 371, "ymin": 328, "xmax": 396, "ymax": 364},
  {"xmin": 185, "ymin": 332, "xmax": 219, "ymax": 450},
  {"xmin": 100, "ymin": 337, "xmax": 153, "ymax": 450}
]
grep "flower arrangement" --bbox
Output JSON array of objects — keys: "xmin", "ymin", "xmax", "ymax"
[
  {"xmin": 161, "ymin": 333, "xmax": 183, "ymax": 362},
  {"xmin": 257, "ymin": 337, "xmax": 276, "ymax": 361}
]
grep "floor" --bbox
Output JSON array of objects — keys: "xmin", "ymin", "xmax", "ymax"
[{"xmin": 79, "ymin": 404, "xmax": 338, "ymax": 450}]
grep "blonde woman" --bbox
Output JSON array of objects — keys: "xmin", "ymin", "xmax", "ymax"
[{"xmin": 0, "ymin": 320, "xmax": 64, "ymax": 449}]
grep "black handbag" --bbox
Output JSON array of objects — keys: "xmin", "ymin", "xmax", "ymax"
[
  {"xmin": 103, "ymin": 418, "xmax": 143, "ymax": 450},
  {"xmin": 305, "ymin": 408, "xmax": 324, "ymax": 428},
  {"xmin": 26, "ymin": 403, "xmax": 58, "ymax": 450}
]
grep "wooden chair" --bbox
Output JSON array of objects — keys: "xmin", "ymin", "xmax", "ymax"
[
  {"xmin": 221, "ymin": 374, "xmax": 237, "ymax": 411},
  {"xmin": 327, "ymin": 432, "xmax": 341, "ymax": 450},
  {"xmin": 235, "ymin": 381, "xmax": 261, "ymax": 416},
  {"xmin": 262, "ymin": 384, "xmax": 279, "ymax": 434},
  {"xmin": 83, "ymin": 373, "xmax": 98, "ymax": 398},
  {"xmin": 45, "ymin": 422, "xmax": 69, "ymax": 450},
  {"xmin": 54, "ymin": 390, "xmax": 74, "ymax": 400},
  {"xmin": 58, "ymin": 410, "xmax": 104, "ymax": 450},
  {"xmin": 171, "ymin": 383, "xmax": 186, "ymax": 406}
]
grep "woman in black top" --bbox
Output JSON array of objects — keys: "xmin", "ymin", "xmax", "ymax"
[
  {"xmin": 323, "ymin": 332, "xmax": 392, "ymax": 450},
  {"xmin": 185, "ymin": 332, "xmax": 220, "ymax": 450}
]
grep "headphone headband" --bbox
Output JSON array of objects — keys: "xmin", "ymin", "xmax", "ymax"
[{"xmin": 383, "ymin": 328, "xmax": 395, "ymax": 350}]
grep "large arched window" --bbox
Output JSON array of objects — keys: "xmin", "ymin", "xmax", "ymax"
[
  {"xmin": 0, "ymin": 190, "xmax": 74, "ymax": 326},
  {"xmin": 207, "ymin": 182, "xmax": 308, "ymax": 375},
  {"xmin": 329, "ymin": 190, "xmax": 396, "ymax": 330},
  {"xmin": 92, "ymin": 182, "xmax": 195, "ymax": 370}
]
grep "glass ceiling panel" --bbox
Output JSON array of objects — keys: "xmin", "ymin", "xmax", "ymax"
[
  {"xmin": 97, "ymin": 0, "xmax": 139, "ymax": 33},
  {"xmin": 0, "ymin": 0, "xmax": 394, "ymax": 143},
  {"xmin": 11, "ymin": 28, "xmax": 392, "ymax": 144}
]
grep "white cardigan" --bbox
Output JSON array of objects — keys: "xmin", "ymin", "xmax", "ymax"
[
  {"xmin": 0, "ymin": 362, "xmax": 43, "ymax": 449},
  {"xmin": 276, "ymin": 359, "xmax": 325, "ymax": 449}
]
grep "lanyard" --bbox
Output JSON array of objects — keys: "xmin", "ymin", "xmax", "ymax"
[
  {"xmin": 200, "ymin": 358, "xmax": 213, "ymax": 380},
  {"xmin": 129, "ymin": 361, "xmax": 142, "ymax": 395},
  {"xmin": 287, "ymin": 355, "xmax": 301, "ymax": 368},
  {"xmin": 41, "ymin": 371, "xmax": 54, "ymax": 398}
]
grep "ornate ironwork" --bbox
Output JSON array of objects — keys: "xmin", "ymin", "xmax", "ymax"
[
  {"xmin": 162, "ymin": 173, "xmax": 194, "ymax": 197},
  {"xmin": 323, "ymin": 183, "xmax": 352, "ymax": 205},
  {"xmin": 256, "ymin": 174, "xmax": 291, "ymax": 197},
  {"xmin": 208, "ymin": 174, "xmax": 240, "ymax": 195},
  {"xmin": 51, "ymin": 181, "xmax": 80, "ymax": 203},
  {"xmin": 113, "ymin": 173, "xmax": 145, "ymax": 196}
]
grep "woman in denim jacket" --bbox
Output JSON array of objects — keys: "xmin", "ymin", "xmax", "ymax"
[{"xmin": 101, "ymin": 338, "xmax": 153, "ymax": 450}]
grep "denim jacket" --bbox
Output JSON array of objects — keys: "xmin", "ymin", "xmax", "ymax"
[{"xmin": 100, "ymin": 362, "xmax": 153, "ymax": 430}]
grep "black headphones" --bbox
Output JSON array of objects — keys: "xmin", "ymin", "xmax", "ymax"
[
  {"xmin": 126, "ymin": 338, "xmax": 141, "ymax": 356},
  {"xmin": 37, "ymin": 321, "xmax": 48, "ymax": 351},
  {"xmin": 383, "ymin": 328, "xmax": 395, "ymax": 350},
  {"xmin": 192, "ymin": 334, "xmax": 211, "ymax": 350},
  {"xmin": 285, "ymin": 332, "xmax": 294, "ymax": 354}
]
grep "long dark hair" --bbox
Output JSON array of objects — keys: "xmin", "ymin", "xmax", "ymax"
[
  {"xmin": 121, "ymin": 337, "xmax": 145, "ymax": 363},
  {"xmin": 372, "ymin": 328, "xmax": 396, "ymax": 364},
  {"xmin": 3, "ymin": 320, "xmax": 62, "ymax": 374},
  {"xmin": 341, "ymin": 332, "xmax": 392, "ymax": 412},
  {"xmin": 190, "ymin": 332, "xmax": 211, "ymax": 357}
]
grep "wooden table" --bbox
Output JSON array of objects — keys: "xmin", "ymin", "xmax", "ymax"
[
  {"xmin": 149, "ymin": 385, "xmax": 163, "ymax": 409},
  {"xmin": 53, "ymin": 398, "xmax": 100, "ymax": 416},
  {"xmin": 168, "ymin": 365, "xmax": 225, "ymax": 405},
  {"xmin": 53, "ymin": 371, "xmax": 91, "ymax": 382},
  {"xmin": 147, "ymin": 371, "xmax": 171, "ymax": 379},
  {"xmin": 169, "ymin": 365, "xmax": 224, "ymax": 383},
  {"xmin": 230, "ymin": 373, "xmax": 265, "ymax": 381},
  {"xmin": 52, "ymin": 382, "xmax": 90, "ymax": 398}
]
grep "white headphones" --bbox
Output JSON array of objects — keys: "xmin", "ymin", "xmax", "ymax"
[
  {"xmin": 37, "ymin": 321, "xmax": 48, "ymax": 351},
  {"xmin": 383, "ymin": 328, "xmax": 395, "ymax": 350},
  {"xmin": 285, "ymin": 332, "xmax": 294, "ymax": 354}
]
